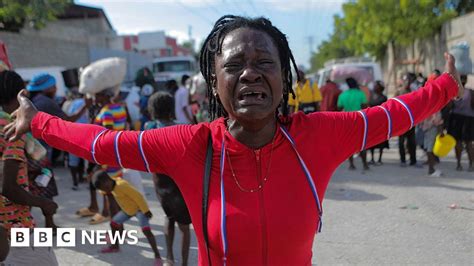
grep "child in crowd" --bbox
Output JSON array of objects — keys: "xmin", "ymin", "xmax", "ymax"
[
  {"xmin": 65, "ymin": 90, "xmax": 89, "ymax": 190},
  {"xmin": 77, "ymin": 88, "xmax": 124, "ymax": 225},
  {"xmin": 421, "ymin": 112, "xmax": 444, "ymax": 176},
  {"xmin": 368, "ymin": 81, "xmax": 389, "ymax": 165},
  {"xmin": 145, "ymin": 91, "xmax": 191, "ymax": 266},
  {"xmin": 92, "ymin": 170, "xmax": 162, "ymax": 265}
]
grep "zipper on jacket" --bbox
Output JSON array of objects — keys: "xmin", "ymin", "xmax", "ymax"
[{"xmin": 255, "ymin": 149, "xmax": 268, "ymax": 265}]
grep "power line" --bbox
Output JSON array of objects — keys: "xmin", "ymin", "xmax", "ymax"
[
  {"xmin": 203, "ymin": 0, "xmax": 222, "ymax": 17},
  {"xmin": 303, "ymin": 0, "xmax": 312, "ymax": 38},
  {"xmin": 302, "ymin": 0, "xmax": 311, "ymax": 65},
  {"xmin": 259, "ymin": 1, "xmax": 273, "ymax": 19},
  {"xmin": 175, "ymin": 0, "xmax": 214, "ymax": 25},
  {"xmin": 247, "ymin": 0, "xmax": 260, "ymax": 16},
  {"xmin": 220, "ymin": 0, "xmax": 236, "ymax": 16},
  {"xmin": 307, "ymin": 35, "xmax": 315, "ymax": 53},
  {"xmin": 307, "ymin": 2, "xmax": 333, "ymax": 52},
  {"xmin": 231, "ymin": 0, "xmax": 247, "ymax": 16}
]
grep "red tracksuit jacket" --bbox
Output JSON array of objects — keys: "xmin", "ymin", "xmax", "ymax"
[{"xmin": 31, "ymin": 74, "xmax": 458, "ymax": 265}]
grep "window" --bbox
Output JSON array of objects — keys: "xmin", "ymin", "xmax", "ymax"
[{"xmin": 153, "ymin": 61, "xmax": 192, "ymax": 73}]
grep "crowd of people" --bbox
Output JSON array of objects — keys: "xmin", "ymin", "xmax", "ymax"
[
  {"xmin": 393, "ymin": 70, "xmax": 473, "ymax": 176},
  {"xmin": 0, "ymin": 15, "xmax": 471, "ymax": 266},
  {"xmin": 0, "ymin": 67, "xmax": 200, "ymax": 265},
  {"xmin": 291, "ymin": 69, "xmax": 473, "ymax": 175}
]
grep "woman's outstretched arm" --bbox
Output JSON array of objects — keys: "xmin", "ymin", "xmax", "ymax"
[
  {"xmin": 4, "ymin": 94, "xmax": 198, "ymax": 176},
  {"xmin": 316, "ymin": 53, "xmax": 463, "ymax": 165}
]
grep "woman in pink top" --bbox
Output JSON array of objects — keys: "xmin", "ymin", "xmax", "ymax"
[{"xmin": 5, "ymin": 16, "xmax": 464, "ymax": 265}]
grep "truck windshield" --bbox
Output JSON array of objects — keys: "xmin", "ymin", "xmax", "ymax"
[{"xmin": 153, "ymin": 61, "xmax": 192, "ymax": 73}]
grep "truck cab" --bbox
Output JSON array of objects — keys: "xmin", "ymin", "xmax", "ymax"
[
  {"xmin": 317, "ymin": 57, "xmax": 382, "ymax": 90},
  {"xmin": 152, "ymin": 56, "xmax": 197, "ymax": 87}
]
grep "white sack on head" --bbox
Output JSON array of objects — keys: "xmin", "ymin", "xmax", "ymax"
[
  {"xmin": 79, "ymin": 57, "xmax": 127, "ymax": 95},
  {"xmin": 190, "ymin": 74, "xmax": 207, "ymax": 103},
  {"xmin": 450, "ymin": 42, "xmax": 472, "ymax": 75}
]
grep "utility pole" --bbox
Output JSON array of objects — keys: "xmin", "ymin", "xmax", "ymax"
[
  {"xmin": 188, "ymin": 25, "xmax": 195, "ymax": 52},
  {"xmin": 306, "ymin": 36, "xmax": 315, "ymax": 54}
]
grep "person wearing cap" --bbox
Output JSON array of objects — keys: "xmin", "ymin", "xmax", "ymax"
[
  {"xmin": 26, "ymin": 73, "xmax": 91, "ymax": 231},
  {"xmin": 27, "ymin": 73, "xmax": 91, "ymax": 122},
  {"xmin": 27, "ymin": 73, "xmax": 92, "ymax": 166}
]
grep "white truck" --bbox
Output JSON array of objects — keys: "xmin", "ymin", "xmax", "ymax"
[
  {"xmin": 15, "ymin": 66, "xmax": 69, "ymax": 97},
  {"xmin": 152, "ymin": 56, "xmax": 197, "ymax": 86},
  {"xmin": 317, "ymin": 57, "xmax": 383, "ymax": 90}
]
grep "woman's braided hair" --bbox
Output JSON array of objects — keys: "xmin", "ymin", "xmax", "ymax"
[{"xmin": 199, "ymin": 15, "xmax": 299, "ymax": 121}]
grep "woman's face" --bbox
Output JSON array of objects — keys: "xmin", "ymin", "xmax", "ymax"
[{"xmin": 214, "ymin": 28, "xmax": 284, "ymax": 122}]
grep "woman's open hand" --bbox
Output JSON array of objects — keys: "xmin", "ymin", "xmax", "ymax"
[
  {"xmin": 444, "ymin": 52, "xmax": 464, "ymax": 98},
  {"xmin": 4, "ymin": 90, "xmax": 38, "ymax": 142}
]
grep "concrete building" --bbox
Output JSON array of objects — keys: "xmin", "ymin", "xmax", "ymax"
[
  {"xmin": 382, "ymin": 11, "xmax": 474, "ymax": 93},
  {"xmin": 0, "ymin": 3, "xmax": 153, "ymax": 84},
  {"xmin": 115, "ymin": 31, "xmax": 192, "ymax": 58},
  {"xmin": 0, "ymin": 4, "xmax": 116, "ymax": 69}
]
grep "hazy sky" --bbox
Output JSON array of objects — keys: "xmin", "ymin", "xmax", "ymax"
[{"xmin": 77, "ymin": 0, "xmax": 345, "ymax": 69}]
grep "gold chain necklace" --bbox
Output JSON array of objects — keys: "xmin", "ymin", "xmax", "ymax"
[{"xmin": 226, "ymin": 135, "xmax": 276, "ymax": 193}]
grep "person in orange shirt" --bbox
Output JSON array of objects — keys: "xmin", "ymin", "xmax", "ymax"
[{"xmin": 360, "ymin": 84, "xmax": 371, "ymax": 103}]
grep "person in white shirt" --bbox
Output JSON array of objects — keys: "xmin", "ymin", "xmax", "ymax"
[{"xmin": 174, "ymin": 75, "xmax": 193, "ymax": 124}]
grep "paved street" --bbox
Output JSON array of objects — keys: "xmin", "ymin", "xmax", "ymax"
[
  {"xmin": 314, "ymin": 145, "xmax": 473, "ymax": 265},
  {"xmin": 32, "ymin": 143, "xmax": 473, "ymax": 265}
]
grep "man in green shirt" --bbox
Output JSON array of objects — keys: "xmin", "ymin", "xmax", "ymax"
[
  {"xmin": 337, "ymin": 79, "xmax": 368, "ymax": 111},
  {"xmin": 337, "ymin": 77, "xmax": 370, "ymax": 170}
]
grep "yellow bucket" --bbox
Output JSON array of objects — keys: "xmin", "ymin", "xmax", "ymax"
[{"xmin": 433, "ymin": 134, "xmax": 456, "ymax": 157}]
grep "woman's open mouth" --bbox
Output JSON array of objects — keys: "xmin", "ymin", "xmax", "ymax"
[{"xmin": 237, "ymin": 91, "xmax": 268, "ymax": 105}]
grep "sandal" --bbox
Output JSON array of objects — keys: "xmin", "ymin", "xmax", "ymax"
[
  {"xmin": 162, "ymin": 259, "xmax": 174, "ymax": 266},
  {"xmin": 89, "ymin": 213, "xmax": 110, "ymax": 225},
  {"xmin": 100, "ymin": 246, "xmax": 120, "ymax": 253},
  {"xmin": 76, "ymin": 208, "xmax": 96, "ymax": 217}
]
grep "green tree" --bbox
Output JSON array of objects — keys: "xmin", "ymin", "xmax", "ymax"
[
  {"xmin": 0, "ymin": 0, "xmax": 71, "ymax": 31},
  {"xmin": 310, "ymin": 0, "xmax": 458, "ymax": 71},
  {"xmin": 449, "ymin": 0, "xmax": 474, "ymax": 15},
  {"xmin": 342, "ymin": 0, "xmax": 456, "ymax": 59}
]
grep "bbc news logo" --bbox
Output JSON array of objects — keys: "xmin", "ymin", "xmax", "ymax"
[{"xmin": 10, "ymin": 228, "xmax": 139, "ymax": 247}]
